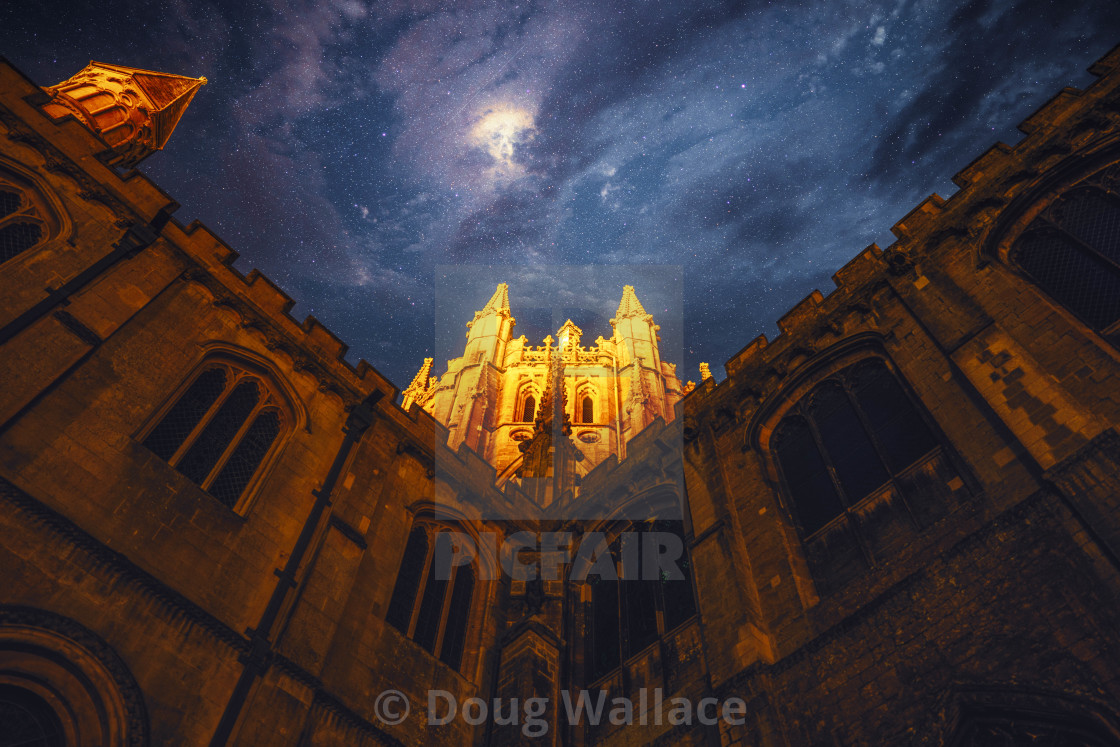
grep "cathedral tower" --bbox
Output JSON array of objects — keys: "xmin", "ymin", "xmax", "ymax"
[{"xmin": 405, "ymin": 283, "xmax": 684, "ymax": 502}]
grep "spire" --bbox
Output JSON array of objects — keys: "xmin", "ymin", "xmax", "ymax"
[
  {"xmin": 516, "ymin": 336, "xmax": 583, "ymax": 508},
  {"xmin": 401, "ymin": 357, "xmax": 434, "ymax": 410},
  {"xmin": 615, "ymin": 285, "xmax": 648, "ymax": 318},
  {"xmin": 532, "ymin": 336, "xmax": 565, "ymax": 434},
  {"xmin": 42, "ymin": 61, "xmax": 206, "ymax": 168},
  {"xmin": 405, "ymin": 357, "xmax": 433, "ymax": 391},
  {"xmin": 482, "ymin": 282, "xmax": 511, "ymax": 314}
]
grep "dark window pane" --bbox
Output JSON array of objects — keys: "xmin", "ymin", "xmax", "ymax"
[
  {"xmin": 522, "ymin": 395, "xmax": 536, "ymax": 422},
  {"xmin": 0, "ymin": 189, "xmax": 20, "ymax": 220},
  {"xmin": 622, "ymin": 578, "xmax": 659, "ymax": 658},
  {"xmin": 621, "ymin": 533, "xmax": 659, "ymax": 658},
  {"xmin": 774, "ymin": 416, "xmax": 845, "ymax": 535},
  {"xmin": 208, "ymin": 410, "xmax": 280, "ymax": 507},
  {"xmin": 849, "ymin": 360, "xmax": 938, "ymax": 473},
  {"xmin": 177, "ymin": 379, "xmax": 260, "ymax": 486},
  {"xmin": 809, "ymin": 383, "xmax": 890, "ymax": 504},
  {"xmin": 386, "ymin": 529, "xmax": 428, "ymax": 633},
  {"xmin": 143, "ymin": 368, "xmax": 227, "ymax": 461},
  {"xmin": 1056, "ymin": 188, "xmax": 1120, "ymax": 264},
  {"xmin": 413, "ymin": 535, "xmax": 450, "ymax": 653},
  {"xmin": 439, "ymin": 565, "xmax": 474, "ymax": 669},
  {"xmin": 581, "ymin": 396, "xmax": 593, "ymax": 424},
  {"xmin": 589, "ymin": 576, "xmax": 620, "ymax": 680},
  {"xmin": 1016, "ymin": 228, "xmax": 1120, "ymax": 330},
  {"xmin": 661, "ymin": 534, "xmax": 697, "ymax": 631},
  {"xmin": 0, "ymin": 684, "xmax": 66, "ymax": 747},
  {"xmin": 0, "ymin": 222, "xmax": 42, "ymax": 263}
]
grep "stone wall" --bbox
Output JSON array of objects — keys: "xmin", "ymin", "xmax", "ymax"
[{"xmin": 0, "ymin": 41, "xmax": 1119, "ymax": 747}]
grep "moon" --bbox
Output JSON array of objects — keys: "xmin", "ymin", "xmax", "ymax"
[{"xmin": 469, "ymin": 103, "xmax": 536, "ymax": 180}]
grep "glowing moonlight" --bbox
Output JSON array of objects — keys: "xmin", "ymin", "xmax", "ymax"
[{"xmin": 469, "ymin": 103, "xmax": 535, "ymax": 178}]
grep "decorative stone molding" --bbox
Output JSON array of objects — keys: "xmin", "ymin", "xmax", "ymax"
[{"xmin": 0, "ymin": 605, "xmax": 150, "ymax": 747}]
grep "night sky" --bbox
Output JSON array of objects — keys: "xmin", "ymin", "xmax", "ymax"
[{"xmin": 3, "ymin": 1, "xmax": 1119, "ymax": 389}]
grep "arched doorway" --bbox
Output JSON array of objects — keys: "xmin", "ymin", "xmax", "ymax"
[{"xmin": 0, "ymin": 607, "xmax": 149, "ymax": 747}]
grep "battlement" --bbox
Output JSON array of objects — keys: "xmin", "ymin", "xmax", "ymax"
[
  {"xmin": 705, "ymin": 42, "xmax": 1120, "ymax": 399},
  {"xmin": 0, "ymin": 57, "xmax": 400, "ymax": 410},
  {"xmin": 169, "ymin": 218, "xmax": 394, "ymax": 401}
]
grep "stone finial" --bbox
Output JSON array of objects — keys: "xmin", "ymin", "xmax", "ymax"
[
  {"xmin": 699, "ymin": 362, "xmax": 712, "ymax": 381},
  {"xmin": 481, "ymin": 282, "xmax": 511, "ymax": 313},
  {"xmin": 401, "ymin": 357, "xmax": 434, "ymax": 409},
  {"xmin": 615, "ymin": 285, "xmax": 648, "ymax": 318}
]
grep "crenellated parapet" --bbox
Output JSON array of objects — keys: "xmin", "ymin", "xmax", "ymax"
[
  {"xmin": 676, "ymin": 47, "xmax": 1120, "ymax": 672},
  {"xmin": 166, "ymin": 218, "xmax": 398, "ymax": 406},
  {"xmin": 695, "ymin": 42, "xmax": 1120, "ymax": 414}
]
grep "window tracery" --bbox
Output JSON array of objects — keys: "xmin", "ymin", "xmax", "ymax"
[
  {"xmin": 142, "ymin": 360, "xmax": 288, "ymax": 510},
  {"xmin": 385, "ymin": 523, "xmax": 476, "ymax": 671},
  {"xmin": 771, "ymin": 358, "xmax": 942, "ymax": 536},
  {"xmin": 1010, "ymin": 164, "xmax": 1120, "ymax": 337},
  {"xmin": 0, "ymin": 174, "xmax": 48, "ymax": 265},
  {"xmin": 580, "ymin": 394, "xmax": 594, "ymax": 424},
  {"xmin": 584, "ymin": 520, "xmax": 696, "ymax": 683},
  {"xmin": 520, "ymin": 390, "xmax": 537, "ymax": 423}
]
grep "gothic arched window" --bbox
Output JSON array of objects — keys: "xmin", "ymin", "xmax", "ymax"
[
  {"xmin": 1011, "ymin": 180, "xmax": 1120, "ymax": 334},
  {"xmin": 141, "ymin": 360, "xmax": 288, "ymax": 511},
  {"xmin": 772, "ymin": 358, "xmax": 941, "ymax": 536},
  {"xmin": 521, "ymin": 393, "xmax": 537, "ymax": 423},
  {"xmin": 585, "ymin": 520, "xmax": 697, "ymax": 683},
  {"xmin": 385, "ymin": 524, "xmax": 476, "ymax": 671},
  {"xmin": 0, "ymin": 175, "xmax": 48, "ymax": 265},
  {"xmin": 580, "ymin": 395, "xmax": 594, "ymax": 424}
]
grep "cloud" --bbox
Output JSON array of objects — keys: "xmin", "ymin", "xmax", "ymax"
[{"xmin": 8, "ymin": 0, "xmax": 1119, "ymax": 388}]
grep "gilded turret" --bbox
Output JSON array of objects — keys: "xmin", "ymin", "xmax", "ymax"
[
  {"xmin": 42, "ymin": 61, "xmax": 206, "ymax": 168},
  {"xmin": 614, "ymin": 284, "xmax": 648, "ymax": 318},
  {"xmin": 430, "ymin": 283, "xmax": 516, "ymax": 452},
  {"xmin": 611, "ymin": 285, "xmax": 659, "ymax": 368}
]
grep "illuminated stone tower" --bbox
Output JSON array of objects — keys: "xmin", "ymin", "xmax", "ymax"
[
  {"xmin": 41, "ymin": 61, "xmax": 206, "ymax": 168},
  {"xmin": 403, "ymin": 283, "xmax": 685, "ymax": 492}
]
